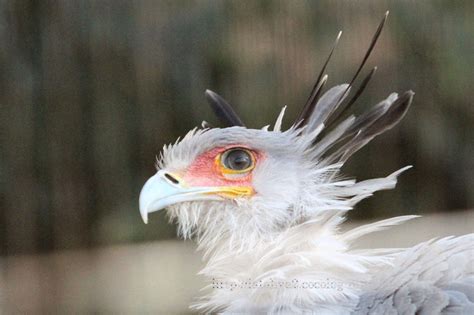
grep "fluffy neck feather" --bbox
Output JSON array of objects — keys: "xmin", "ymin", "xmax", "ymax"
[
  {"xmin": 190, "ymin": 210, "xmax": 414, "ymax": 314},
  {"xmin": 168, "ymin": 162, "xmax": 414, "ymax": 313}
]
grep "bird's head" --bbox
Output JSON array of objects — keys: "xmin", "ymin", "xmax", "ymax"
[
  {"xmin": 140, "ymin": 88, "xmax": 412, "ymax": 248},
  {"xmin": 139, "ymin": 118, "xmax": 319, "ymax": 242},
  {"xmin": 139, "ymin": 13, "xmax": 414, "ymax": 249}
]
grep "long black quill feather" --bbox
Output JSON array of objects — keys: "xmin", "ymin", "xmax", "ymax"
[
  {"xmin": 205, "ymin": 89, "xmax": 245, "ymax": 127},
  {"xmin": 295, "ymin": 31, "xmax": 342, "ymax": 125},
  {"xmin": 326, "ymin": 66, "xmax": 377, "ymax": 127},
  {"xmin": 327, "ymin": 11, "xmax": 389, "ymax": 126}
]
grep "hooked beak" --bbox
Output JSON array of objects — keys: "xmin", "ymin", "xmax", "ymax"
[{"xmin": 139, "ymin": 170, "xmax": 253, "ymax": 223}]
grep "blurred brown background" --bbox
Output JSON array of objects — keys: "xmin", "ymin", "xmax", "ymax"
[{"xmin": 1, "ymin": 0, "xmax": 473, "ymax": 313}]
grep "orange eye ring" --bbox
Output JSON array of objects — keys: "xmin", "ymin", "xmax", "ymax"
[{"xmin": 216, "ymin": 148, "xmax": 256, "ymax": 175}]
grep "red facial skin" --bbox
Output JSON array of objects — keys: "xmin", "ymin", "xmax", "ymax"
[{"xmin": 183, "ymin": 145, "xmax": 262, "ymax": 187}]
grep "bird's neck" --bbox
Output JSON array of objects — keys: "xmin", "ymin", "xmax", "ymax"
[{"xmin": 193, "ymin": 212, "xmax": 379, "ymax": 313}]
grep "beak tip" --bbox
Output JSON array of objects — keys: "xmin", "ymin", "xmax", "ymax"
[{"xmin": 140, "ymin": 208, "xmax": 149, "ymax": 224}]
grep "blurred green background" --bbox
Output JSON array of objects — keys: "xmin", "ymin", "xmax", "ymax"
[{"xmin": 2, "ymin": 0, "xmax": 473, "ymax": 258}]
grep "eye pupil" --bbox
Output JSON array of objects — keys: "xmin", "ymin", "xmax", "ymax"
[{"xmin": 223, "ymin": 149, "xmax": 252, "ymax": 171}]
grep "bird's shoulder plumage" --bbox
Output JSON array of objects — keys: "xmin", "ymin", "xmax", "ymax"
[{"xmin": 356, "ymin": 234, "xmax": 474, "ymax": 315}]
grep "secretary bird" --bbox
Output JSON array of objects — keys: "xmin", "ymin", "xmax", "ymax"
[{"xmin": 139, "ymin": 12, "xmax": 474, "ymax": 314}]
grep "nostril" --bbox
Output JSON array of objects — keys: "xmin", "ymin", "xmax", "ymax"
[{"xmin": 164, "ymin": 173, "xmax": 180, "ymax": 185}]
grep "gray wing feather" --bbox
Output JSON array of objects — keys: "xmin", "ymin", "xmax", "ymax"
[
  {"xmin": 355, "ymin": 235, "xmax": 474, "ymax": 315},
  {"xmin": 443, "ymin": 277, "xmax": 474, "ymax": 314}
]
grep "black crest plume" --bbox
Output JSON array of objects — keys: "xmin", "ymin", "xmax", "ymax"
[
  {"xmin": 295, "ymin": 11, "xmax": 390, "ymax": 127},
  {"xmin": 205, "ymin": 89, "xmax": 245, "ymax": 127},
  {"xmin": 204, "ymin": 10, "xmax": 413, "ymax": 144},
  {"xmin": 296, "ymin": 31, "xmax": 341, "ymax": 125}
]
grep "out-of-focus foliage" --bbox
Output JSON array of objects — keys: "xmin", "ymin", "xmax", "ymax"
[{"xmin": 2, "ymin": 0, "xmax": 473, "ymax": 255}]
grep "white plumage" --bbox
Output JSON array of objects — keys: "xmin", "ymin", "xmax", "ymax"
[{"xmin": 139, "ymin": 13, "xmax": 474, "ymax": 314}]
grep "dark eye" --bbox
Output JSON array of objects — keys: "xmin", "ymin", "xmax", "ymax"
[{"xmin": 222, "ymin": 149, "xmax": 254, "ymax": 172}]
